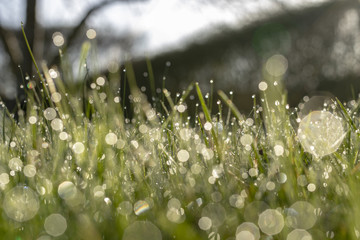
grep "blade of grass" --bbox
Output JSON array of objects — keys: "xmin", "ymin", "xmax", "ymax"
[
  {"xmin": 21, "ymin": 22, "xmax": 51, "ymax": 103},
  {"xmin": 336, "ymin": 97, "xmax": 357, "ymax": 132},
  {"xmin": 146, "ymin": 58, "xmax": 156, "ymax": 98},
  {"xmin": 218, "ymin": 90, "xmax": 244, "ymax": 122},
  {"xmin": 195, "ymin": 82, "xmax": 221, "ymax": 162}
]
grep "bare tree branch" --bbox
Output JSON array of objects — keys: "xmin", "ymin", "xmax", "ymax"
[
  {"xmin": 0, "ymin": 25, "xmax": 23, "ymax": 74},
  {"xmin": 49, "ymin": 0, "xmax": 146, "ymax": 67}
]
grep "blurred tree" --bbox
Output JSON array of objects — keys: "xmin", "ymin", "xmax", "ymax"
[
  {"xmin": 0, "ymin": 0, "xmax": 145, "ymax": 111},
  {"xmin": 130, "ymin": 0, "xmax": 360, "ymax": 111}
]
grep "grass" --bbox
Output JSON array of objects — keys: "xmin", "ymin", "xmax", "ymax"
[{"xmin": 0, "ymin": 34, "xmax": 360, "ymax": 240}]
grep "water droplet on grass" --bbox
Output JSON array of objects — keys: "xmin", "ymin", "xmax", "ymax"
[
  {"xmin": 177, "ymin": 149, "xmax": 190, "ymax": 162},
  {"xmin": 105, "ymin": 133, "xmax": 118, "ymax": 145},
  {"xmin": 9, "ymin": 157, "xmax": 23, "ymax": 171},
  {"xmin": 198, "ymin": 217, "xmax": 212, "ymax": 230},
  {"xmin": 236, "ymin": 222, "xmax": 260, "ymax": 240},
  {"xmin": 265, "ymin": 54, "xmax": 288, "ymax": 77},
  {"xmin": 307, "ymin": 183, "xmax": 316, "ymax": 192},
  {"xmin": 286, "ymin": 201, "xmax": 316, "ymax": 229},
  {"xmin": 96, "ymin": 77, "xmax": 106, "ymax": 86},
  {"xmin": 86, "ymin": 29, "xmax": 97, "ymax": 39},
  {"xmin": 44, "ymin": 214, "xmax": 67, "ymax": 237},
  {"xmin": 51, "ymin": 92, "xmax": 62, "ymax": 103},
  {"xmin": 123, "ymin": 221, "xmax": 162, "ymax": 240},
  {"xmin": 258, "ymin": 209, "xmax": 284, "ymax": 235},
  {"xmin": 3, "ymin": 186, "xmax": 40, "ymax": 222},
  {"xmin": 59, "ymin": 132, "xmax": 68, "ymax": 141},
  {"xmin": 29, "ymin": 116, "xmax": 37, "ymax": 124},
  {"xmin": 297, "ymin": 175, "xmax": 308, "ymax": 187},
  {"xmin": 241, "ymin": 134, "xmax": 253, "ymax": 146},
  {"xmin": 52, "ymin": 32, "xmax": 64, "ymax": 47},
  {"xmin": 277, "ymin": 172, "xmax": 287, "ymax": 183},
  {"xmin": 51, "ymin": 118, "xmax": 63, "ymax": 131},
  {"xmin": 258, "ymin": 82, "xmax": 268, "ymax": 91},
  {"xmin": 0, "ymin": 173, "xmax": 9, "ymax": 185},
  {"xmin": 266, "ymin": 181, "xmax": 276, "ymax": 191},
  {"xmin": 37, "ymin": 235, "xmax": 51, "ymax": 240},
  {"xmin": 177, "ymin": 104, "xmax": 186, "ymax": 113},
  {"xmin": 201, "ymin": 203, "xmax": 226, "ymax": 228},
  {"xmin": 44, "ymin": 108, "xmax": 57, "ymax": 121},
  {"xmin": 236, "ymin": 230, "xmax": 255, "ymax": 240},
  {"xmin": 168, "ymin": 198, "xmax": 181, "ymax": 210},
  {"xmin": 117, "ymin": 201, "xmax": 133, "ymax": 216},
  {"xmin": 229, "ymin": 194, "xmax": 244, "ymax": 209},
  {"xmin": 23, "ymin": 164, "xmax": 36, "ymax": 177},
  {"xmin": 298, "ymin": 111, "xmax": 345, "ymax": 158},
  {"xmin": 134, "ymin": 200, "xmax": 150, "ymax": 215},
  {"xmin": 204, "ymin": 122, "xmax": 212, "ymax": 131},
  {"xmin": 58, "ymin": 181, "xmax": 77, "ymax": 200},
  {"xmin": 179, "ymin": 128, "xmax": 192, "ymax": 141},
  {"xmin": 287, "ymin": 229, "xmax": 312, "ymax": 240},
  {"xmin": 72, "ymin": 142, "xmax": 85, "ymax": 154},
  {"xmin": 274, "ymin": 145, "xmax": 284, "ymax": 156}
]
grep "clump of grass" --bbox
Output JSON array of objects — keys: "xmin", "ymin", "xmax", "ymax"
[{"xmin": 0, "ymin": 31, "xmax": 360, "ymax": 240}]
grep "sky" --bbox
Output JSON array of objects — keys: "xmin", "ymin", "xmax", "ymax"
[{"xmin": 0, "ymin": 0, "xmax": 328, "ymax": 55}]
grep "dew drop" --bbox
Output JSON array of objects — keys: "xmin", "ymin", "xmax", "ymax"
[
  {"xmin": 105, "ymin": 133, "xmax": 118, "ymax": 145},
  {"xmin": 229, "ymin": 194, "xmax": 244, "ymax": 209},
  {"xmin": 179, "ymin": 128, "xmax": 192, "ymax": 141},
  {"xmin": 177, "ymin": 149, "xmax": 190, "ymax": 162},
  {"xmin": 274, "ymin": 145, "xmax": 284, "ymax": 156},
  {"xmin": 241, "ymin": 134, "xmax": 253, "ymax": 146},
  {"xmin": 286, "ymin": 201, "xmax": 317, "ymax": 230},
  {"xmin": 201, "ymin": 203, "xmax": 226, "ymax": 227},
  {"xmin": 198, "ymin": 217, "xmax": 212, "ymax": 230},
  {"xmin": 3, "ymin": 186, "xmax": 40, "ymax": 222},
  {"xmin": 177, "ymin": 104, "xmax": 186, "ymax": 113},
  {"xmin": 258, "ymin": 81, "xmax": 268, "ymax": 91},
  {"xmin": 51, "ymin": 118, "xmax": 63, "ymax": 131},
  {"xmin": 236, "ymin": 222, "xmax": 260, "ymax": 240},
  {"xmin": 44, "ymin": 108, "xmax": 57, "ymax": 121},
  {"xmin": 49, "ymin": 69, "xmax": 58, "ymax": 78},
  {"xmin": 59, "ymin": 132, "xmax": 68, "ymax": 141},
  {"xmin": 44, "ymin": 214, "xmax": 67, "ymax": 237},
  {"xmin": 72, "ymin": 142, "xmax": 85, "ymax": 154},
  {"xmin": 134, "ymin": 200, "xmax": 150, "ymax": 215},
  {"xmin": 287, "ymin": 229, "xmax": 312, "ymax": 240},
  {"xmin": 117, "ymin": 201, "xmax": 133, "ymax": 216},
  {"xmin": 96, "ymin": 77, "xmax": 106, "ymax": 86},
  {"xmin": 277, "ymin": 172, "xmax": 287, "ymax": 184},
  {"xmin": 58, "ymin": 181, "xmax": 77, "ymax": 200},
  {"xmin": 204, "ymin": 122, "xmax": 212, "ymax": 131},
  {"xmin": 29, "ymin": 116, "xmax": 37, "ymax": 124},
  {"xmin": 298, "ymin": 111, "xmax": 345, "ymax": 158},
  {"xmin": 52, "ymin": 32, "xmax": 64, "ymax": 47},
  {"xmin": 236, "ymin": 231, "xmax": 255, "ymax": 240},
  {"xmin": 123, "ymin": 221, "xmax": 162, "ymax": 240},
  {"xmin": 307, "ymin": 183, "xmax": 316, "ymax": 192},
  {"xmin": 297, "ymin": 175, "xmax": 308, "ymax": 187},
  {"xmin": 0, "ymin": 173, "xmax": 9, "ymax": 185},
  {"xmin": 9, "ymin": 157, "xmax": 23, "ymax": 171},
  {"xmin": 265, "ymin": 54, "xmax": 288, "ymax": 77},
  {"xmin": 258, "ymin": 209, "xmax": 284, "ymax": 235},
  {"xmin": 86, "ymin": 29, "xmax": 97, "ymax": 39},
  {"xmin": 51, "ymin": 92, "xmax": 62, "ymax": 103},
  {"xmin": 23, "ymin": 164, "xmax": 37, "ymax": 178},
  {"xmin": 266, "ymin": 181, "xmax": 276, "ymax": 191}
]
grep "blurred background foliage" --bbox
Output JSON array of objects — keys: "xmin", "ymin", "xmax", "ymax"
[{"xmin": 0, "ymin": 0, "xmax": 359, "ymax": 112}]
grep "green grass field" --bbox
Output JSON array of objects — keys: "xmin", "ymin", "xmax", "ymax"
[{"xmin": 0, "ymin": 33, "xmax": 360, "ymax": 239}]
